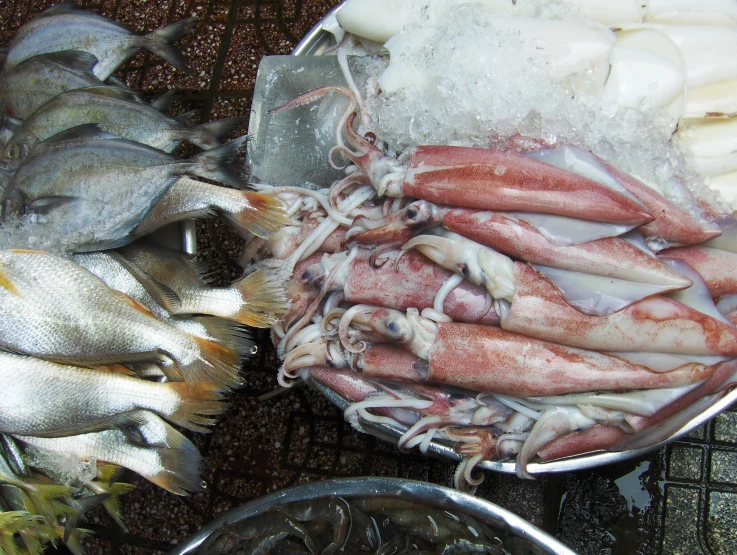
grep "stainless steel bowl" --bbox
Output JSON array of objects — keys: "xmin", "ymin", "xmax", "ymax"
[
  {"xmin": 170, "ymin": 477, "xmax": 577, "ymax": 554},
  {"xmin": 255, "ymin": 2, "xmax": 737, "ymax": 476}
]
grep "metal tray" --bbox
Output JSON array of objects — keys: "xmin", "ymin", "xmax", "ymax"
[
  {"xmin": 268, "ymin": 1, "xmax": 737, "ymax": 476},
  {"xmin": 170, "ymin": 477, "xmax": 577, "ymax": 555}
]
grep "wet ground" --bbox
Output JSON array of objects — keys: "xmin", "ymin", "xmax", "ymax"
[{"xmin": 2, "ymin": 1, "xmax": 736, "ymax": 553}]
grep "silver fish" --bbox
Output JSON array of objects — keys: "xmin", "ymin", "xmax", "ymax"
[
  {"xmin": 0, "ymin": 351, "xmax": 225, "ymax": 437},
  {"xmin": 1, "ymin": 86, "xmax": 248, "ymax": 162},
  {"xmin": 1, "ymin": 125, "xmax": 254, "ymax": 251},
  {"xmin": 132, "ymin": 176, "xmax": 288, "ymax": 240},
  {"xmin": 16, "ymin": 412, "xmax": 204, "ymax": 495},
  {"xmin": 4, "ymin": 3, "xmax": 197, "ymax": 80},
  {"xmin": 120, "ymin": 241, "xmax": 288, "ymax": 327},
  {"xmin": 0, "ymin": 249, "xmax": 244, "ymax": 390},
  {"xmin": 0, "ymin": 51, "xmax": 107, "ymax": 119}
]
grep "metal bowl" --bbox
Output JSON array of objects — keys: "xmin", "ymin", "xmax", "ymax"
[
  {"xmin": 170, "ymin": 477, "xmax": 577, "ymax": 554},
  {"xmin": 255, "ymin": 2, "xmax": 737, "ymax": 476}
]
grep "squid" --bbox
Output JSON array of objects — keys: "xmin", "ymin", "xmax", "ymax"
[
  {"xmin": 305, "ymin": 366, "xmax": 512, "ymax": 450},
  {"xmin": 537, "ymin": 357, "xmax": 737, "ymax": 462},
  {"xmin": 660, "ymin": 245, "xmax": 737, "ymax": 298},
  {"xmin": 271, "ymin": 87, "xmax": 655, "ymax": 225},
  {"xmin": 349, "ymin": 199, "xmax": 692, "ymax": 288},
  {"xmin": 284, "ymin": 307, "xmax": 716, "ymax": 396}
]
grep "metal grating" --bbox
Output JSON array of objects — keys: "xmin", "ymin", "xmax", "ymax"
[{"xmin": 1, "ymin": 1, "xmax": 736, "ymax": 554}]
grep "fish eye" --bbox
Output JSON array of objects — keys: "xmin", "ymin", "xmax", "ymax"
[{"xmin": 6, "ymin": 145, "xmax": 19, "ymax": 159}]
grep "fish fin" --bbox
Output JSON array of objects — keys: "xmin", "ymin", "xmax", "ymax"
[
  {"xmin": 56, "ymin": 526, "xmax": 92, "ymax": 555},
  {"xmin": 26, "ymin": 195, "xmax": 78, "ymax": 216},
  {"xmin": 149, "ymin": 88, "xmax": 181, "ymax": 112},
  {"xmin": 32, "ymin": 2, "xmax": 78, "ymax": 18},
  {"xmin": 187, "ymin": 134, "xmax": 251, "ymax": 189},
  {"xmin": 73, "ymin": 85, "xmax": 142, "ymax": 104},
  {"xmin": 222, "ymin": 190, "xmax": 288, "ymax": 239},
  {"xmin": 174, "ymin": 109, "xmax": 199, "ymax": 126},
  {"xmin": 148, "ymin": 448, "xmax": 204, "ymax": 496},
  {"xmin": 23, "ymin": 482, "xmax": 75, "ymax": 527},
  {"xmin": 180, "ymin": 254, "xmax": 217, "ymax": 284},
  {"xmin": 0, "ymin": 511, "xmax": 43, "ymax": 555},
  {"xmin": 62, "ymin": 493, "xmax": 109, "ymax": 542},
  {"xmin": 110, "ymin": 290, "xmax": 155, "ymax": 317},
  {"xmin": 0, "ymin": 262, "xmax": 20, "ymax": 296},
  {"xmin": 42, "ymin": 123, "xmax": 117, "ymax": 145},
  {"xmin": 34, "ymin": 50, "xmax": 99, "ymax": 74},
  {"xmin": 99, "ymin": 481, "xmax": 135, "ymax": 530},
  {"xmin": 184, "ymin": 336, "xmax": 244, "ymax": 390},
  {"xmin": 227, "ymin": 270, "xmax": 289, "ymax": 327},
  {"xmin": 142, "ymin": 18, "xmax": 200, "ymax": 77},
  {"xmin": 165, "ymin": 381, "xmax": 228, "ymax": 433},
  {"xmin": 107, "ymin": 251, "xmax": 181, "ymax": 313},
  {"xmin": 97, "ymin": 364, "xmax": 138, "ymax": 376},
  {"xmin": 178, "ymin": 316, "xmax": 254, "ymax": 356},
  {"xmin": 104, "ymin": 75, "xmax": 140, "ymax": 96},
  {"xmin": 1, "ymin": 115, "xmax": 21, "ymax": 132},
  {"xmin": 185, "ymin": 116, "xmax": 249, "ymax": 150}
]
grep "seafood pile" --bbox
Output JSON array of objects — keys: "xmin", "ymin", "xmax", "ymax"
[
  {"xmin": 0, "ymin": 3, "xmax": 287, "ymax": 553},
  {"xmin": 245, "ymin": 0, "xmax": 737, "ymax": 491},
  {"xmin": 196, "ymin": 496, "xmax": 539, "ymax": 554}
]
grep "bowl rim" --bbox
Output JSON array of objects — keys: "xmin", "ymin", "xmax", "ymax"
[{"xmin": 169, "ymin": 476, "xmax": 577, "ymax": 555}]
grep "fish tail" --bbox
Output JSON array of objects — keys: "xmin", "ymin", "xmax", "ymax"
[
  {"xmin": 183, "ymin": 336, "xmax": 244, "ymax": 390},
  {"xmin": 148, "ymin": 447, "xmax": 204, "ymax": 496},
  {"xmin": 188, "ymin": 134, "xmax": 251, "ymax": 189},
  {"xmin": 143, "ymin": 17, "xmax": 199, "ymax": 77},
  {"xmin": 222, "ymin": 190, "xmax": 289, "ymax": 239},
  {"xmin": 229, "ymin": 270, "xmax": 289, "ymax": 328},
  {"xmin": 24, "ymin": 483, "xmax": 75, "ymax": 528},
  {"xmin": 53, "ymin": 525, "xmax": 91, "ymax": 555},
  {"xmin": 181, "ymin": 316, "xmax": 255, "ymax": 359},
  {"xmin": 0, "ymin": 511, "xmax": 42, "ymax": 555},
  {"xmin": 18, "ymin": 527, "xmax": 45, "ymax": 555},
  {"xmin": 87, "ymin": 464, "xmax": 134, "ymax": 530},
  {"xmin": 185, "ymin": 116, "xmax": 249, "ymax": 150},
  {"xmin": 100, "ymin": 482, "xmax": 135, "ymax": 530},
  {"xmin": 166, "ymin": 381, "xmax": 228, "ymax": 433}
]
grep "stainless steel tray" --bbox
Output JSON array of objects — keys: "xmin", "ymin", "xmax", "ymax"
[
  {"xmin": 170, "ymin": 477, "xmax": 577, "ymax": 555},
  {"xmin": 254, "ymin": 1, "xmax": 737, "ymax": 477}
]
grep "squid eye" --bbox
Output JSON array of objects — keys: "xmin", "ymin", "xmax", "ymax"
[
  {"xmin": 405, "ymin": 207, "xmax": 418, "ymax": 220},
  {"xmin": 364, "ymin": 132, "xmax": 377, "ymax": 145},
  {"xmin": 458, "ymin": 263, "xmax": 471, "ymax": 278},
  {"xmin": 300, "ymin": 270, "xmax": 312, "ymax": 282},
  {"xmin": 6, "ymin": 145, "xmax": 19, "ymax": 159},
  {"xmin": 387, "ymin": 321, "xmax": 399, "ymax": 334}
]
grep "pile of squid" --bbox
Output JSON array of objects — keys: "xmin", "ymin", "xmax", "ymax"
[
  {"xmin": 0, "ymin": 4, "xmax": 287, "ymax": 553},
  {"xmin": 333, "ymin": 0, "xmax": 737, "ymax": 210},
  {"xmin": 245, "ymin": 81, "xmax": 737, "ymax": 492}
]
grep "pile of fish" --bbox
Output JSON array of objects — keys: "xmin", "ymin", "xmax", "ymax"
[
  {"xmin": 243, "ymin": 0, "xmax": 737, "ymax": 492},
  {"xmin": 0, "ymin": 3, "xmax": 287, "ymax": 553},
  {"xmin": 196, "ymin": 496, "xmax": 538, "ymax": 554}
]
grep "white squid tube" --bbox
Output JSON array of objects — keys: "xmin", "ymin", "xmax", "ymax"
[{"xmin": 644, "ymin": 0, "xmax": 737, "ymax": 26}]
